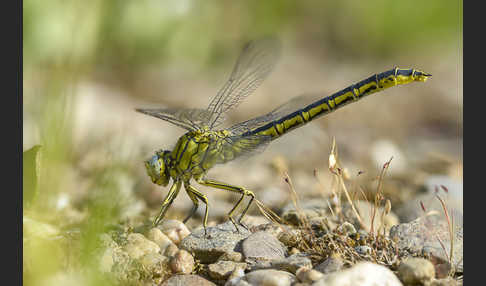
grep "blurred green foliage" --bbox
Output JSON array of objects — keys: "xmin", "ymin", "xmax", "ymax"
[
  {"xmin": 23, "ymin": 145, "xmax": 42, "ymax": 207},
  {"xmin": 24, "ymin": 0, "xmax": 461, "ymax": 74}
]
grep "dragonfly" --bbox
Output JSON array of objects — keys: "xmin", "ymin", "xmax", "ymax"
[{"xmin": 136, "ymin": 38, "xmax": 431, "ymax": 234}]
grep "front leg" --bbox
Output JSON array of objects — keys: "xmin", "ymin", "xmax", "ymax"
[
  {"xmin": 196, "ymin": 178, "xmax": 255, "ymax": 232},
  {"xmin": 185, "ymin": 184, "xmax": 210, "ymax": 235},
  {"xmin": 183, "ymin": 188, "xmax": 200, "ymax": 224},
  {"xmin": 153, "ymin": 180, "xmax": 182, "ymax": 226}
]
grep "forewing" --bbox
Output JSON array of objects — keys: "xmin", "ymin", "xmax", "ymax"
[
  {"xmin": 206, "ymin": 37, "xmax": 281, "ymax": 129},
  {"xmin": 136, "ymin": 108, "xmax": 212, "ymax": 131}
]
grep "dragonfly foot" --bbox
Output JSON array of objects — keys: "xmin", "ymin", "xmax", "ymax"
[
  {"xmin": 229, "ymin": 217, "xmax": 243, "ymax": 233},
  {"xmin": 239, "ymin": 221, "xmax": 249, "ymax": 231}
]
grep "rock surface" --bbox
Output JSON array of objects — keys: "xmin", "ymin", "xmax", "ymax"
[
  {"xmin": 314, "ymin": 256, "xmax": 344, "ymax": 274},
  {"xmin": 397, "ymin": 258, "xmax": 435, "ymax": 285},
  {"xmin": 161, "ymin": 274, "xmax": 217, "ymax": 286},
  {"xmin": 242, "ymin": 231, "xmax": 287, "ymax": 261},
  {"xmin": 312, "ymin": 262, "xmax": 403, "ymax": 286},
  {"xmin": 122, "ymin": 233, "xmax": 160, "ymax": 260},
  {"xmin": 180, "ymin": 221, "xmax": 251, "ymax": 263},
  {"xmin": 158, "ymin": 220, "xmax": 191, "ymax": 245},
  {"xmin": 169, "ymin": 249, "xmax": 195, "ymax": 274},
  {"xmin": 207, "ymin": 260, "xmax": 247, "ymax": 281},
  {"xmin": 240, "ymin": 269, "xmax": 296, "ymax": 286},
  {"xmin": 390, "ymin": 215, "xmax": 463, "ymax": 273}
]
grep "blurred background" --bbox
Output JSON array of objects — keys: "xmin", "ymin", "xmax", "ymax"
[{"xmin": 23, "ymin": 0, "xmax": 462, "ymax": 284}]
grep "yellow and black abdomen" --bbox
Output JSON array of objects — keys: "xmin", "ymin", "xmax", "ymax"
[{"xmin": 248, "ymin": 68, "xmax": 431, "ymax": 139}]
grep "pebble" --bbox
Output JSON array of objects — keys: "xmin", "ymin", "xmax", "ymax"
[
  {"xmin": 146, "ymin": 227, "xmax": 177, "ymax": 253},
  {"xmin": 122, "ymin": 233, "xmax": 160, "ymax": 260},
  {"xmin": 164, "ymin": 243, "xmax": 180, "ymax": 258},
  {"xmin": 169, "ymin": 249, "xmax": 195, "ymax": 274},
  {"xmin": 225, "ymin": 266, "xmax": 247, "ymax": 286},
  {"xmin": 161, "ymin": 274, "xmax": 217, "ymax": 286},
  {"xmin": 240, "ymin": 215, "xmax": 271, "ymax": 229},
  {"xmin": 429, "ymin": 277, "xmax": 459, "ymax": 286},
  {"xmin": 208, "ymin": 260, "xmax": 248, "ymax": 281},
  {"xmin": 397, "ymin": 257, "xmax": 435, "ymax": 285},
  {"xmin": 312, "ymin": 262, "xmax": 402, "ymax": 286},
  {"xmin": 242, "ymin": 231, "xmax": 286, "ymax": 262},
  {"xmin": 296, "ymin": 267, "xmax": 325, "ymax": 283},
  {"xmin": 269, "ymin": 253, "xmax": 313, "ymax": 274},
  {"xmin": 180, "ymin": 221, "xmax": 251, "ymax": 263},
  {"xmin": 139, "ymin": 252, "xmax": 171, "ymax": 282},
  {"xmin": 158, "ymin": 219, "xmax": 191, "ymax": 245},
  {"xmin": 241, "ymin": 269, "xmax": 296, "ymax": 286},
  {"xmin": 355, "ymin": 245, "xmax": 372, "ymax": 256},
  {"xmin": 389, "ymin": 216, "xmax": 463, "ymax": 273},
  {"xmin": 314, "ymin": 256, "xmax": 344, "ymax": 274}
]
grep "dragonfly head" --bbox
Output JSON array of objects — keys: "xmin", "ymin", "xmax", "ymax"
[{"xmin": 145, "ymin": 151, "xmax": 171, "ymax": 186}]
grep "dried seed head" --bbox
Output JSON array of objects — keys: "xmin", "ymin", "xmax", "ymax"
[
  {"xmin": 420, "ymin": 201, "xmax": 427, "ymax": 212},
  {"xmin": 329, "ymin": 153, "xmax": 337, "ymax": 170},
  {"xmin": 385, "ymin": 199, "xmax": 392, "ymax": 215}
]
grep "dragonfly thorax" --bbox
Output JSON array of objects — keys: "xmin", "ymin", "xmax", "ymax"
[{"xmin": 145, "ymin": 150, "xmax": 171, "ymax": 186}]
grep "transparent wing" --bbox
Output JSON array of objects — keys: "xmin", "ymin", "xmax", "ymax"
[
  {"xmin": 215, "ymin": 134, "xmax": 273, "ymax": 164},
  {"xmin": 206, "ymin": 37, "xmax": 281, "ymax": 130},
  {"xmin": 136, "ymin": 108, "xmax": 212, "ymax": 131},
  {"xmin": 228, "ymin": 94, "xmax": 318, "ymax": 135},
  {"xmin": 198, "ymin": 95, "xmax": 318, "ymax": 166}
]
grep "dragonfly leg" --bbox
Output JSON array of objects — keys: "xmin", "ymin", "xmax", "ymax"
[
  {"xmin": 153, "ymin": 181, "xmax": 182, "ymax": 227},
  {"xmin": 185, "ymin": 184, "xmax": 209, "ymax": 236},
  {"xmin": 197, "ymin": 178, "xmax": 255, "ymax": 232},
  {"xmin": 183, "ymin": 188, "xmax": 199, "ymax": 224}
]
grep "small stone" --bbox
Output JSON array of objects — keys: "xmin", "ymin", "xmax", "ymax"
[
  {"xmin": 397, "ymin": 257, "xmax": 435, "ymax": 285},
  {"xmin": 337, "ymin": 222, "xmax": 357, "ymax": 236},
  {"xmin": 243, "ymin": 269, "xmax": 296, "ymax": 286},
  {"xmin": 240, "ymin": 215, "xmax": 271, "ymax": 229},
  {"xmin": 158, "ymin": 220, "xmax": 191, "ymax": 245},
  {"xmin": 164, "ymin": 243, "xmax": 179, "ymax": 258},
  {"xmin": 296, "ymin": 267, "xmax": 324, "ymax": 283},
  {"xmin": 219, "ymin": 251, "xmax": 244, "ymax": 262},
  {"xmin": 270, "ymin": 253, "xmax": 313, "ymax": 274},
  {"xmin": 312, "ymin": 262, "xmax": 402, "ymax": 286},
  {"xmin": 314, "ymin": 256, "xmax": 344, "ymax": 274},
  {"xmin": 355, "ymin": 245, "xmax": 372, "ymax": 256},
  {"xmin": 180, "ymin": 221, "xmax": 251, "ymax": 263},
  {"xmin": 146, "ymin": 227, "xmax": 176, "ymax": 253},
  {"xmin": 281, "ymin": 200, "xmax": 329, "ymax": 225},
  {"xmin": 138, "ymin": 252, "xmax": 171, "ymax": 281},
  {"xmin": 169, "ymin": 249, "xmax": 195, "ymax": 274},
  {"xmin": 429, "ymin": 277, "xmax": 459, "ymax": 286},
  {"xmin": 161, "ymin": 274, "xmax": 217, "ymax": 286},
  {"xmin": 242, "ymin": 231, "xmax": 286, "ymax": 261},
  {"xmin": 225, "ymin": 266, "xmax": 247, "ymax": 286},
  {"xmin": 208, "ymin": 260, "xmax": 248, "ymax": 281},
  {"xmin": 139, "ymin": 252, "xmax": 167, "ymax": 268},
  {"xmin": 289, "ymin": 248, "xmax": 300, "ymax": 255},
  {"xmin": 122, "ymin": 233, "xmax": 160, "ymax": 260},
  {"xmin": 390, "ymin": 215, "xmax": 463, "ymax": 273}
]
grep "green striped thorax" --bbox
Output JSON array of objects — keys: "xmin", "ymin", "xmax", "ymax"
[{"xmin": 145, "ymin": 150, "xmax": 171, "ymax": 186}]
